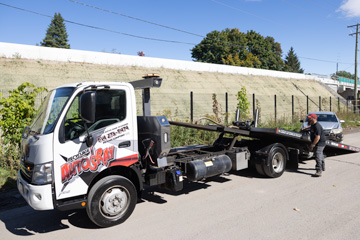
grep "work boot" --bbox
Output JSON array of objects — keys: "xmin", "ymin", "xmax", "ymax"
[
  {"xmin": 322, "ymin": 162, "xmax": 325, "ymax": 171},
  {"xmin": 314, "ymin": 170, "xmax": 322, "ymax": 177}
]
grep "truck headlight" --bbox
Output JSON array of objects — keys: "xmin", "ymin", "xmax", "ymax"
[
  {"xmin": 331, "ymin": 129, "xmax": 342, "ymax": 134},
  {"xmin": 32, "ymin": 162, "xmax": 53, "ymax": 185}
]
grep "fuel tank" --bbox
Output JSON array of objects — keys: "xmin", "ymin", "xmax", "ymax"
[{"xmin": 186, "ymin": 155, "xmax": 232, "ymax": 182}]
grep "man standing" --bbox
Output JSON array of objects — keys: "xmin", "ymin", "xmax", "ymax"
[{"xmin": 302, "ymin": 113, "xmax": 326, "ymax": 177}]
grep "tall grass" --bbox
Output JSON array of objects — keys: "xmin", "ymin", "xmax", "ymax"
[
  {"xmin": 259, "ymin": 115, "xmax": 303, "ymax": 132},
  {"xmin": 170, "ymin": 124, "xmax": 219, "ymax": 148},
  {"xmin": 336, "ymin": 111, "xmax": 360, "ymax": 128}
]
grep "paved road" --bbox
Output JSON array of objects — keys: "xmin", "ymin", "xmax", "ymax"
[{"xmin": 1, "ymin": 132, "xmax": 360, "ymax": 240}]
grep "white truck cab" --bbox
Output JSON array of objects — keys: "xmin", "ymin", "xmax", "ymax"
[{"xmin": 18, "ymin": 79, "xmax": 143, "ymax": 226}]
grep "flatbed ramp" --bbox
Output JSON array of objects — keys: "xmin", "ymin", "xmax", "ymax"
[
  {"xmin": 250, "ymin": 127, "xmax": 360, "ymax": 155},
  {"xmin": 169, "ymin": 121, "xmax": 360, "ymax": 155}
]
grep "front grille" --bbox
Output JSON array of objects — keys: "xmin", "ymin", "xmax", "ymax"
[
  {"xmin": 20, "ymin": 157, "xmax": 33, "ymax": 183},
  {"xmin": 323, "ymin": 130, "xmax": 331, "ymax": 136}
]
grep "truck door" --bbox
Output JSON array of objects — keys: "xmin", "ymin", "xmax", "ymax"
[{"xmin": 52, "ymin": 86, "xmax": 138, "ymax": 200}]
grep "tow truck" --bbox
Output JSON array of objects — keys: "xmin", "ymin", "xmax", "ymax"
[{"xmin": 17, "ymin": 74, "xmax": 360, "ymax": 227}]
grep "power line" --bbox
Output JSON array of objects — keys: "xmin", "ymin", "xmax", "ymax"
[
  {"xmin": 0, "ymin": 2, "xmax": 352, "ymax": 66},
  {"xmin": 343, "ymin": 64, "xmax": 354, "ymax": 71},
  {"xmin": 0, "ymin": 2, "xmax": 195, "ymax": 45},
  {"xmin": 320, "ymin": 0, "xmax": 339, "ymax": 9},
  {"xmin": 0, "ymin": 1, "xmax": 276, "ymax": 56},
  {"xmin": 70, "ymin": 0, "xmax": 315, "ymax": 59},
  {"xmin": 68, "ymin": 0, "xmax": 285, "ymax": 53},
  {"xmin": 211, "ymin": 0, "xmax": 289, "ymax": 29},
  {"xmin": 298, "ymin": 56, "xmax": 353, "ymax": 65},
  {"xmin": 304, "ymin": 0, "xmax": 334, "ymax": 14},
  {"xmin": 208, "ymin": 0, "xmax": 352, "ymax": 65},
  {"xmin": 67, "ymin": 0, "xmax": 205, "ymax": 38},
  {"xmin": 280, "ymin": 0, "xmax": 319, "ymax": 16},
  {"xmin": 279, "ymin": 0, "xmax": 343, "ymax": 25},
  {"xmin": 67, "ymin": 0, "xmax": 348, "ymax": 65},
  {"xmin": 0, "ymin": 1, "xmax": 279, "ymax": 55}
]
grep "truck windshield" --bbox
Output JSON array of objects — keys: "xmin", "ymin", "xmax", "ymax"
[{"xmin": 30, "ymin": 87, "xmax": 75, "ymax": 135}]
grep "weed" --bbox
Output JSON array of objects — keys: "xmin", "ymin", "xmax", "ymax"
[
  {"xmin": 212, "ymin": 93, "xmax": 223, "ymax": 123},
  {"xmin": 0, "ymin": 167, "xmax": 17, "ymax": 190},
  {"xmin": 12, "ymin": 53, "xmax": 21, "ymax": 59},
  {"xmin": 260, "ymin": 115, "xmax": 302, "ymax": 132},
  {"xmin": 237, "ymin": 87, "xmax": 250, "ymax": 119}
]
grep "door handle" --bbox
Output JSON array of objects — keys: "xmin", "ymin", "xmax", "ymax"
[{"xmin": 118, "ymin": 141, "xmax": 131, "ymax": 148}]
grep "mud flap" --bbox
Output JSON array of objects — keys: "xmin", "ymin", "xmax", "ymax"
[{"xmin": 288, "ymin": 148, "xmax": 299, "ymax": 170}]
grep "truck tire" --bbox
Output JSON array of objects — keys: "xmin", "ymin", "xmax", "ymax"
[
  {"xmin": 86, "ymin": 175, "xmax": 137, "ymax": 227},
  {"xmin": 263, "ymin": 147, "xmax": 287, "ymax": 178}
]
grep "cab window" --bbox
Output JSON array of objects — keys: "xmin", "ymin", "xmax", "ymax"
[{"xmin": 64, "ymin": 89, "xmax": 126, "ymax": 141}]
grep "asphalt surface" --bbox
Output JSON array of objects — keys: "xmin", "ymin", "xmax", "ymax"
[{"xmin": 0, "ymin": 131, "xmax": 359, "ymax": 240}]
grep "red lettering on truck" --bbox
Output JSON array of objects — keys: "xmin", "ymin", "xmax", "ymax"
[{"xmin": 61, "ymin": 146, "xmax": 116, "ymax": 183}]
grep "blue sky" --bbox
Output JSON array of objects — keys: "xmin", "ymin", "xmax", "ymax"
[{"xmin": 1, "ymin": 0, "xmax": 360, "ymax": 76}]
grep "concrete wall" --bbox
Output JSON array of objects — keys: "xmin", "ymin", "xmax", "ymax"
[
  {"xmin": 0, "ymin": 42, "xmax": 328, "ymax": 80},
  {"xmin": 0, "ymin": 42, "xmax": 347, "ymax": 122}
]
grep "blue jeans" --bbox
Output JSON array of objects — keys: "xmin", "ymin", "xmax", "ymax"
[{"xmin": 314, "ymin": 146, "xmax": 325, "ymax": 171}]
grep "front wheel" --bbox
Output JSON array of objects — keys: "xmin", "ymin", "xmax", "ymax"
[{"xmin": 86, "ymin": 175, "xmax": 137, "ymax": 227}]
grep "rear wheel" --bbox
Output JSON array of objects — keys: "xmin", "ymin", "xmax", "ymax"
[
  {"xmin": 263, "ymin": 147, "xmax": 287, "ymax": 178},
  {"xmin": 86, "ymin": 175, "xmax": 137, "ymax": 227}
]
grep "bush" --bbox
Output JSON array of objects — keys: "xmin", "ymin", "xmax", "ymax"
[
  {"xmin": 170, "ymin": 123, "xmax": 219, "ymax": 148},
  {"xmin": 0, "ymin": 83, "xmax": 47, "ymax": 170}
]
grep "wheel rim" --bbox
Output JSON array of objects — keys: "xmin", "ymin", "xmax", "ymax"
[
  {"xmin": 272, "ymin": 152, "xmax": 284, "ymax": 173},
  {"xmin": 99, "ymin": 185, "xmax": 130, "ymax": 219}
]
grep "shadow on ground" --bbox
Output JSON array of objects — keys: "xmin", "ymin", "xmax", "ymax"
[
  {"xmin": 0, "ymin": 206, "xmax": 98, "ymax": 236},
  {"xmin": 0, "ymin": 162, "xmax": 316, "ymax": 235}
]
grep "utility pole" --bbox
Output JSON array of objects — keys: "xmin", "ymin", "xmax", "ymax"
[
  {"xmin": 348, "ymin": 23, "xmax": 359, "ymax": 113},
  {"xmin": 336, "ymin": 62, "xmax": 338, "ymax": 73}
]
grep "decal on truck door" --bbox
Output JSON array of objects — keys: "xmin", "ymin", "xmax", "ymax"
[
  {"xmin": 60, "ymin": 144, "xmax": 138, "ymax": 184},
  {"xmin": 54, "ymin": 87, "xmax": 139, "ymax": 200},
  {"xmin": 97, "ymin": 124, "xmax": 130, "ymax": 144},
  {"xmin": 60, "ymin": 146, "xmax": 116, "ymax": 184}
]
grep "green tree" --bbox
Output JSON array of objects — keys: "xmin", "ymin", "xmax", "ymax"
[
  {"xmin": 222, "ymin": 52, "xmax": 261, "ymax": 68},
  {"xmin": 191, "ymin": 28, "xmax": 248, "ymax": 64},
  {"xmin": 191, "ymin": 28, "xmax": 284, "ymax": 71},
  {"xmin": 40, "ymin": 13, "xmax": 70, "ymax": 48},
  {"xmin": 332, "ymin": 71, "xmax": 356, "ymax": 80},
  {"xmin": 245, "ymin": 31, "xmax": 284, "ymax": 70},
  {"xmin": 284, "ymin": 47, "xmax": 304, "ymax": 73}
]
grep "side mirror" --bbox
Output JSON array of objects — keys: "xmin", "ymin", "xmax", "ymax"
[
  {"xmin": 85, "ymin": 135, "xmax": 94, "ymax": 147},
  {"xmin": 340, "ymin": 120, "xmax": 345, "ymax": 123},
  {"xmin": 80, "ymin": 91, "xmax": 96, "ymax": 123}
]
